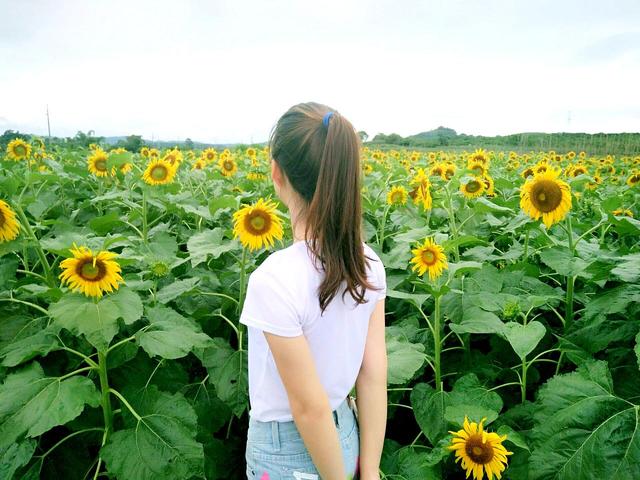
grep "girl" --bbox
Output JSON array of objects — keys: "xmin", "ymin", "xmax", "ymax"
[{"xmin": 240, "ymin": 102, "xmax": 387, "ymax": 480}]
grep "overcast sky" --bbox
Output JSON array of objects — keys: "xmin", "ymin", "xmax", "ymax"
[{"xmin": 1, "ymin": 0, "xmax": 639, "ymax": 143}]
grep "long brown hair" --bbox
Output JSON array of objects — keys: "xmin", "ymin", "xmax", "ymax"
[{"xmin": 269, "ymin": 102, "xmax": 383, "ymax": 314}]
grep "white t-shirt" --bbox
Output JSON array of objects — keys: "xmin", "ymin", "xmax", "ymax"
[{"xmin": 239, "ymin": 240, "xmax": 386, "ymax": 422}]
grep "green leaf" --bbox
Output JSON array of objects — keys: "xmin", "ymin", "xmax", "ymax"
[
  {"xmin": 0, "ymin": 362, "xmax": 100, "ymax": 450},
  {"xmin": 394, "ymin": 447, "xmax": 441, "ymax": 479},
  {"xmin": 199, "ymin": 338, "xmax": 248, "ymax": 418},
  {"xmin": 0, "ymin": 439, "xmax": 37, "ymax": 479},
  {"xmin": 49, "ymin": 288, "xmax": 142, "ymax": 349},
  {"xmin": 539, "ymin": 247, "xmax": 591, "ymax": 278},
  {"xmin": 497, "ymin": 424, "xmax": 530, "ymax": 452},
  {"xmin": 137, "ymin": 305, "xmax": 214, "ymax": 359},
  {"xmin": 156, "ymin": 277, "xmax": 201, "ymax": 304},
  {"xmin": 611, "ymin": 252, "xmax": 640, "ymax": 283},
  {"xmin": 101, "ymin": 386, "xmax": 204, "ymax": 480},
  {"xmin": 208, "ymin": 195, "xmax": 237, "ymax": 216},
  {"xmin": 0, "ymin": 328, "xmax": 60, "ymax": 367},
  {"xmin": 449, "ymin": 308, "xmax": 505, "ymax": 335},
  {"xmin": 107, "ymin": 151, "xmax": 133, "ymax": 168},
  {"xmin": 385, "ymin": 333, "xmax": 426, "ymax": 385},
  {"xmin": 186, "ymin": 228, "xmax": 236, "ymax": 268},
  {"xmin": 386, "ymin": 289, "xmax": 431, "ymax": 308},
  {"xmin": 411, "ymin": 383, "xmax": 449, "ymax": 445},
  {"xmin": 445, "ymin": 374, "xmax": 503, "ymax": 426},
  {"xmin": 635, "ymin": 332, "xmax": 640, "ymax": 372},
  {"xmin": 530, "ymin": 360, "xmax": 640, "ymax": 480},
  {"xmin": 500, "ymin": 321, "xmax": 546, "ymax": 360}
]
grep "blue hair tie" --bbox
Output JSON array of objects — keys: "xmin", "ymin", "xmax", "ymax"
[{"xmin": 322, "ymin": 111, "xmax": 334, "ymax": 127}]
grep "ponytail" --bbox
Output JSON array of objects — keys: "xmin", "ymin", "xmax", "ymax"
[{"xmin": 269, "ymin": 102, "xmax": 383, "ymax": 314}]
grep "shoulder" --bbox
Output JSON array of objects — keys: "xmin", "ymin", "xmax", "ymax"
[
  {"xmin": 249, "ymin": 243, "xmax": 309, "ymax": 291},
  {"xmin": 363, "ymin": 242, "xmax": 385, "ymax": 273}
]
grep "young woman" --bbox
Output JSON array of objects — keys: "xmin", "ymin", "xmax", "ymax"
[{"xmin": 239, "ymin": 102, "xmax": 387, "ymax": 480}]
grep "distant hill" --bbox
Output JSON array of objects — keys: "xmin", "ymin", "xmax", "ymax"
[{"xmin": 369, "ymin": 127, "xmax": 640, "ymax": 155}]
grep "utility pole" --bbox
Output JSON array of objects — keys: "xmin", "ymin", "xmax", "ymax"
[{"xmin": 46, "ymin": 105, "xmax": 51, "ymax": 138}]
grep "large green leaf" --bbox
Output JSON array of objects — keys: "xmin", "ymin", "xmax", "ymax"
[
  {"xmin": 0, "ymin": 439, "xmax": 37, "ymax": 479},
  {"xmin": 137, "ymin": 305, "xmax": 214, "ymax": 359},
  {"xmin": 611, "ymin": 253, "xmax": 640, "ymax": 283},
  {"xmin": 411, "ymin": 383, "xmax": 449, "ymax": 445},
  {"xmin": 0, "ymin": 328, "xmax": 60, "ymax": 367},
  {"xmin": 449, "ymin": 307, "xmax": 505, "ymax": 334},
  {"xmin": 538, "ymin": 247, "xmax": 591, "ymax": 278},
  {"xmin": 199, "ymin": 338, "xmax": 249, "ymax": 418},
  {"xmin": 49, "ymin": 288, "xmax": 143, "ymax": 349},
  {"xmin": 500, "ymin": 321, "xmax": 546, "ymax": 360},
  {"xmin": 0, "ymin": 362, "xmax": 100, "ymax": 450},
  {"xmin": 101, "ymin": 386, "xmax": 204, "ymax": 480},
  {"xmin": 156, "ymin": 277, "xmax": 201, "ymax": 304},
  {"xmin": 385, "ymin": 332, "xmax": 426, "ymax": 385},
  {"xmin": 530, "ymin": 360, "xmax": 640, "ymax": 480},
  {"xmin": 186, "ymin": 228, "xmax": 236, "ymax": 267},
  {"xmin": 445, "ymin": 373, "xmax": 503, "ymax": 426}
]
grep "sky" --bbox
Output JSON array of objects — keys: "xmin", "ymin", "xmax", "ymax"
[{"xmin": 1, "ymin": 0, "xmax": 639, "ymax": 144}]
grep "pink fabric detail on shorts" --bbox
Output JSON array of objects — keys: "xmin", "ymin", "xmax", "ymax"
[{"xmin": 260, "ymin": 472, "xmax": 270, "ymax": 480}]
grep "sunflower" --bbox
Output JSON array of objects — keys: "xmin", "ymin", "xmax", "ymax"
[
  {"xmin": 570, "ymin": 164, "xmax": 588, "ymax": 177},
  {"xmin": 192, "ymin": 159, "xmax": 206, "ymax": 170},
  {"xmin": 163, "ymin": 150, "xmax": 182, "ymax": 168},
  {"xmin": 387, "ymin": 185, "xmax": 408, "ymax": 206},
  {"xmin": 460, "ymin": 177, "xmax": 485, "ymax": 199},
  {"xmin": 468, "ymin": 161, "xmax": 487, "ymax": 177},
  {"xmin": 482, "ymin": 175, "xmax": 495, "ymax": 196},
  {"xmin": 111, "ymin": 162, "xmax": 133, "ymax": 176},
  {"xmin": 59, "ymin": 244, "xmax": 124, "ymax": 298},
  {"xmin": 444, "ymin": 163, "xmax": 456, "ymax": 180},
  {"xmin": 410, "ymin": 237, "xmax": 448, "ymax": 281},
  {"xmin": 626, "ymin": 172, "xmax": 640, "ymax": 187},
  {"xmin": 148, "ymin": 148, "xmax": 160, "ymax": 158},
  {"xmin": 218, "ymin": 156, "xmax": 238, "ymax": 177},
  {"xmin": 468, "ymin": 148, "xmax": 489, "ymax": 166},
  {"xmin": 6, "ymin": 138, "xmax": 32, "ymax": 161},
  {"xmin": 140, "ymin": 147, "xmax": 150, "ymax": 158},
  {"xmin": 521, "ymin": 167, "xmax": 534, "ymax": 179},
  {"xmin": 409, "ymin": 168, "xmax": 432, "ymax": 210},
  {"xmin": 0, "ymin": 200, "xmax": 20, "ymax": 242},
  {"xmin": 87, "ymin": 148, "xmax": 110, "ymax": 177},
  {"xmin": 363, "ymin": 162, "xmax": 373, "ymax": 175},
  {"xmin": 246, "ymin": 147, "xmax": 256, "ymax": 157},
  {"xmin": 202, "ymin": 148, "xmax": 217, "ymax": 163},
  {"xmin": 142, "ymin": 158, "xmax": 177, "ymax": 185},
  {"xmin": 612, "ymin": 208, "xmax": 633, "ymax": 217},
  {"xmin": 533, "ymin": 162, "xmax": 550, "ymax": 175},
  {"xmin": 429, "ymin": 163, "xmax": 445, "ymax": 178},
  {"xmin": 520, "ymin": 169, "xmax": 572, "ymax": 228},
  {"xmin": 232, "ymin": 198, "xmax": 284, "ymax": 251},
  {"xmin": 448, "ymin": 416, "xmax": 513, "ymax": 480}
]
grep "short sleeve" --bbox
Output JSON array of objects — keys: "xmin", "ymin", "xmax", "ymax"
[
  {"xmin": 376, "ymin": 258, "xmax": 387, "ymax": 301},
  {"xmin": 239, "ymin": 268, "xmax": 304, "ymax": 337}
]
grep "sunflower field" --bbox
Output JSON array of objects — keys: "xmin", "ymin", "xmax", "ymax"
[{"xmin": 0, "ymin": 139, "xmax": 639, "ymax": 480}]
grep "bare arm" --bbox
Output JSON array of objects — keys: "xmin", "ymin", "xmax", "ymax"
[
  {"xmin": 264, "ymin": 331, "xmax": 346, "ymax": 480},
  {"xmin": 355, "ymin": 297, "xmax": 387, "ymax": 479}
]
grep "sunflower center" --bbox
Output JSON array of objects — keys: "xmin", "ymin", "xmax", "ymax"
[
  {"xmin": 245, "ymin": 210, "xmax": 270, "ymax": 235},
  {"xmin": 466, "ymin": 181, "xmax": 481, "ymax": 193},
  {"xmin": 421, "ymin": 249, "xmax": 436, "ymax": 265},
  {"xmin": 530, "ymin": 179, "xmax": 562, "ymax": 212},
  {"xmin": 465, "ymin": 434, "xmax": 494, "ymax": 464},
  {"xmin": 224, "ymin": 160, "xmax": 234, "ymax": 171},
  {"xmin": 79, "ymin": 260, "xmax": 105, "ymax": 281},
  {"xmin": 95, "ymin": 159, "xmax": 107, "ymax": 171},
  {"xmin": 391, "ymin": 192, "xmax": 403, "ymax": 203},
  {"xmin": 151, "ymin": 165, "xmax": 168, "ymax": 180},
  {"xmin": 14, "ymin": 145, "xmax": 27, "ymax": 156}
]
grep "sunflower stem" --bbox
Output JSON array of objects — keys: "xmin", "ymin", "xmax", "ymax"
[
  {"xmin": 523, "ymin": 228, "xmax": 530, "ymax": 260},
  {"xmin": 13, "ymin": 203, "xmax": 55, "ymax": 288},
  {"xmin": 444, "ymin": 186, "xmax": 460, "ymax": 262},
  {"xmin": 520, "ymin": 358, "xmax": 527, "ymax": 404},
  {"xmin": 378, "ymin": 204, "xmax": 391, "ymax": 252},
  {"xmin": 97, "ymin": 350, "xmax": 114, "ymax": 445},
  {"xmin": 433, "ymin": 293, "xmax": 442, "ymax": 392},
  {"xmin": 237, "ymin": 246, "xmax": 248, "ymax": 317},
  {"xmin": 141, "ymin": 189, "xmax": 148, "ymax": 243},
  {"xmin": 565, "ymin": 215, "xmax": 575, "ymax": 331}
]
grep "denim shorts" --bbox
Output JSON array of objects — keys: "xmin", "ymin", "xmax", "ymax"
[{"xmin": 245, "ymin": 395, "xmax": 360, "ymax": 479}]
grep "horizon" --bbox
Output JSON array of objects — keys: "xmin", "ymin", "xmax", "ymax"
[{"xmin": 1, "ymin": 1, "xmax": 639, "ymax": 143}]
